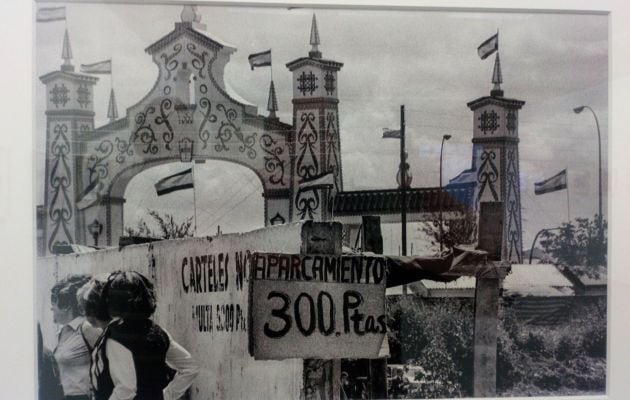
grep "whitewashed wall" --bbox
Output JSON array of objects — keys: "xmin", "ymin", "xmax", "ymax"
[{"xmin": 37, "ymin": 223, "xmax": 305, "ymax": 400}]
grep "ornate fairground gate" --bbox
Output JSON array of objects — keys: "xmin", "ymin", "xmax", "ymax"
[{"xmin": 40, "ymin": 9, "xmax": 343, "ymax": 255}]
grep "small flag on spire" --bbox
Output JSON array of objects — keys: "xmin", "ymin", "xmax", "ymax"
[
  {"xmin": 36, "ymin": 6, "xmax": 66, "ymax": 22},
  {"xmin": 309, "ymin": 14, "xmax": 322, "ymax": 58},
  {"xmin": 477, "ymin": 32, "xmax": 498, "ymax": 60},
  {"xmin": 61, "ymin": 29, "xmax": 74, "ymax": 72},
  {"xmin": 107, "ymin": 89, "xmax": 119, "ymax": 122},
  {"xmin": 81, "ymin": 59, "xmax": 112, "ymax": 74},
  {"xmin": 267, "ymin": 80, "xmax": 278, "ymax": 119},
  {"xmin": 248, "ymin": 50, "xmax": 271, "ymax": 70}
]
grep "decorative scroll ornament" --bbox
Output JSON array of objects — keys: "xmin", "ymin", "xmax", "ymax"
[
  {"xmin": 505, "ymin": 149, "xmax": 522, "ymax": 262},
  {"xmin": 198, "ymin": 97, "xmax": 218, "ymax": 149},
  {"xmin": 214, "ymin": 103, "xmax": 257, "ymax": 159},
  {"xmin": 186, "ymin": 43, "xmax": 208, "ymax": 79},
  {"xmin": 131, "ymin": 98, "xmax": 176, "ymax": 155},
  {"xmin": 86, "ymin": 139, "xmax": 114, "ymax": 184},
  {"xmin": 506, "ymin": 110, "xmax": 517, "ymax": 134},
  {"xmin": 155, "ymin": 98, "xmax": 175, "ymax": 150},
  {"xmin": 297, "ymin": 71, "xmax": 318, "ymax": 96},
  {"xmin": 260, "ymin": 134, "xmax": 286, "ymax": 185},
  {"xmin": 477, "ymin": 149, "xmax": 499, "ymax": 201},
  {"xmin": 161, "ymin": 43, "xmax": 183, "ymax": 81},
  {"xmin": 48, "ymin": 123, "xmax": 74, "ymax": 251},
  {"xmin": 50, "ymin": 84, "xmax": 70, "ymax": 108},
  {"xmin": 77, "ymin": 84, "xmax": 90, "ymax": 108},
  {"xmin": 324, "ymin": 71, "xmax": 335, "ymax": 95},
  {"xmin": 296, "ymin": 112, "xmax": 319, "ymax": 180},
  {"xmin": 325, "ymin": 112, "xmax": 340, "ymax": 184},
  {"xmin": 478, "ymin": 110, "xmax": 500, "ymax": 134},
  {"xmin": 295, "ymin": 187, "xmax": 320, "ymax": 220},
  {"xmin": 114, "ymin": 137, "xmax": 133, "ymax": 164}
]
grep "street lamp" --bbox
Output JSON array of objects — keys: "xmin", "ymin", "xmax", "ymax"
[
  {"xmin": 382, "ymin": 105, "xmax": 408, "ymax": 257},
  {"xmin": 88, "ymin": 219, "xmax": 103, "ymax": 247},
  {"xmin": 573, "ymin": 105, "xmax": 603, "ymax": 240},
  {"xmin": 528, "ymin": 227, "xmax": 561, "ymax": 264},
  {"xmin": 439, "ymin": 134, "xmax": 452, "ymax": 252}
]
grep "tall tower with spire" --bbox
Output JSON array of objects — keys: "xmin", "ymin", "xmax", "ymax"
[
  {"xmin": 40, "ymin": 30, "xmax": 98, "ymax": 253},
  {"xmin": 287, "ymin": 14, "xmax": 343, "ymax": 221},
  {"xmin": 467, "ymin": 51, "xmax": 525, "ymax": 262}
]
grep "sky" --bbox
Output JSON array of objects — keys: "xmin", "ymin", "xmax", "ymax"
[{"xmin": 34, "ymin": 3, "xmax": 608, "ymax": 252}]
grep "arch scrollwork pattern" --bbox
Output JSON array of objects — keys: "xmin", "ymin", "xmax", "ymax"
[
  {"xmin": 161, "ymin": 43, "xmax": 182, "ymax": 81},
  {"xmin": 477, "ymin": 149, "xmax": 499, "ymax": 202},
  {"xmin": 296, "ymin": 112, "xmax": 319, "ymax": 180},
  {"xmin": 48, "ymin": 123, "xmax": 74, "ymax": 252},
  {"xmin": 114, "ymin": 137, "xmax": 133, "ymax": 164},
  {"xmin": 198, "ymin": 97, "xmax": 218, "ymax": 149},
  {"xmin": 155, "ymin": 98, "xmax": 175, "ymax": 151},
  {"xmin": 132, "ymin": 104, "xmax": 159, "ymax": 155},
  {"xmin": 86, "ymin": 140, "xmax": 113, "ymax": 184},
  {"xmin": 186, "ymin": 43, "xmax": 208, "ymax": 79},
  {"xmin": 214, "ymin": 103, "xmax": 257, "ymax": 159},
  {"xmin": 260, "ymin": 134, "xmax": 286, "ymax": 185}
]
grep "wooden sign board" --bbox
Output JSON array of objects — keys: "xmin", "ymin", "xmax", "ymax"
[{"xmin": 249, "ymin": 252, "xmax": 387, "ymax": 360}]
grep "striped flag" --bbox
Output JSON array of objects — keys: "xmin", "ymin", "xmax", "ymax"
[
  {"xmin": 382, "ymin": 128, "xmax": 402, "ymax": 139},
  {"xmin": 248, "ymin": 50, "xmax": 271, "ymax": 70},
  {"xmin": 81, "ymin": 59, "xmax": 112, "ymax": 74},
  {"xmin": 299, "ymin": 171, "xmax": 335, "ymax": 191},
  {"xmin": 534, "ymin": 169, "xmax": 567, "ymax": 195},
  {"xmin": 155, "ymin": 168, "xmax": 194, "ymax": 196},
  {"xmin": 36, "ymin": 7, "xmax": 66, "ymax": 22},
  {"xmin": 477, "ymin": 32, "xmax": 499, "ymax": 60}
]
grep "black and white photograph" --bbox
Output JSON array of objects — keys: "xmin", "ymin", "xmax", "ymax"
[{"xmin": 20, "ymin": 0, "xmax": 620, "ymax": 398}]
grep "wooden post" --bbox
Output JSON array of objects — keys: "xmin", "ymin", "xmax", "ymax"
[
  {"xmin": 473, "ymin": 204, "xmax": 507, "ymax": 397},
  {"xmin": 301, "ymin": 221, "xmax": 342, "ymax": 400},
  {"xmin": 361, "ymin": 216, "xmax": 388, "ymax": 399}
]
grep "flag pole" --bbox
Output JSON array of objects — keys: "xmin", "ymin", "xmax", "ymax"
[
  {"xmin": 566, "ymin": 168, "xmax": 571, "ymax": 223},
  {"xmin": 192, "ymin": 163, "xmax": 198, "ymax": 236}
]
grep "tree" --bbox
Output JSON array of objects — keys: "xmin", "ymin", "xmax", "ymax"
[
  {"xmin": 539, "ymin": 216, "xmax": 606, "ymax": 267},
  {"xmin": 421, "ymin": 209, "xmax": 477, "ymax": 253},
  {"xmin": 124, "ymin": 210, "xmax": 193, "ymax": 239}
]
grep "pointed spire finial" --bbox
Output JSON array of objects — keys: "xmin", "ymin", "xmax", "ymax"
[
  {"xmin": 61, "ymin": 29, "xmax": 74, "ymax": 72},
  {"xmin": 491, "ymin": 52, "xmax": 503, "ymax": 97},
  {"xmin": 309, "ymin": 14, "xmax": 322, "ymax": 59},
  {"xmin": 107, "ymin": 88, "xmax": 119, "ymax": 122},
  {"xmin": 267, "ymin": 80, "xmax": 279, "ymax": 119}
]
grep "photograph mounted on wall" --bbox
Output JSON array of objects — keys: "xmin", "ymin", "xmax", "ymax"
[{"xmin": 34, "ymin": 2, "xmax": 607, "ymax": 399}]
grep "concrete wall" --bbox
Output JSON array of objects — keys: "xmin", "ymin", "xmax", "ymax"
[{"xmin": 37, "ymin": 223, "xmax": 306, "ymax": 400}]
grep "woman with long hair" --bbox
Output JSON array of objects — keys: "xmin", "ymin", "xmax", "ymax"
[{"xmin": 90, "ymin": 271, "xmax": 199, "ymax": 400}]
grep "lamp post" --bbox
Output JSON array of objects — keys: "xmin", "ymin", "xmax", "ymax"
[
  {"xmin": 88, "ymin": 219, "xmax": 103, "ymax": 247},
  {"xmin": 383, "ymin": 105, "xmax": 410, "ymax": 257},
  {"xmin": 439, "ymin": 134, "xmax": 452, "ymax": 252},
  {"xmin": 528, "ymin": 227, "xmax": 561, "ymax": 264},
  {"xmin": 573, "ymin": 105, "xmax": 603, "ymax": 241}
]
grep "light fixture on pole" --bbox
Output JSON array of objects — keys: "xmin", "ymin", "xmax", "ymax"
[
  {"xmin": 382, "ymin": 105, "xmax": 408, "ymax": 259},
  {"xmin": 88, "ymin": 219, "xmax": 103, "ymax": 247},
  {"xmin": 573, "ymin": 105, "xmax": 603, "ymax": 241},
  {"xmin": 439, "ymin": 134, "xmax": 452, "ymax": 252}
]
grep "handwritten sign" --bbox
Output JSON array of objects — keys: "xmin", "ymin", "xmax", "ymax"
[{"xmin": 249, "ymin": 252, "xmax": 387, "ymax": 360}]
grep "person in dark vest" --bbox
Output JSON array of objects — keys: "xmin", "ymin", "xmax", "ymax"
[{"xmin": 90, "ymin": 271, "xmax": 199, "ymax": 400}]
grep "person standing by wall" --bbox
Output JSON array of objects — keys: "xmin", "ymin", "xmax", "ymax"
[{"xmin": 90, "ymin": 271, "xmax": 199, "ymax": 400}]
